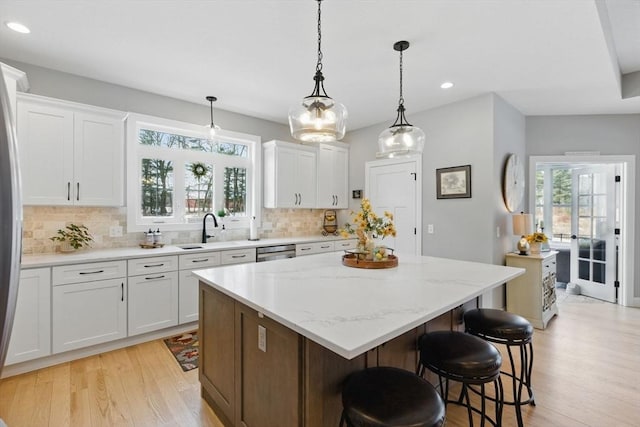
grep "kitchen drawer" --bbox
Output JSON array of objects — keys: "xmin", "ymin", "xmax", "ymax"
[
  {"xmin": 221, "ymin": 248, "xmax": 256, "ymax": 265},
  {"xmin": 179, "ymin": 251, "xmax": 221, "ymax": 270},
  {"xmin": 128, "ymin": 255, "xmax": 178, "ymax": 276},
  {"xmin": 334, "ymin": 239, "xmax": 357, "ymax": 252},
  {"xmin": 53, "ymin": 260, "xmax": 126, "ymax": 285},
  {"xmin": 296, "ymin": 241, "xmax": 334, "ymax": 256},
  {"xmin": 542, "ymin": 255, "xmax": 556, "ymax": 277}
]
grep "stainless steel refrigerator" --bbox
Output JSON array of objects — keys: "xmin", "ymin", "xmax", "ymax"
[{"xmin": 0, "ymin": 65, "xmax": 23, "ymax": 380}]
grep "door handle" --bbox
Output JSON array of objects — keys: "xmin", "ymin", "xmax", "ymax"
[
  {"xmin": 77, "ymin": 182, "xmax": 80, "ymax": 201},
  {"xmin": 121, "ymin": 282, "xmax": 124, "ymax": 301},
  {"xmin": 571, "ymin": 235, "xmax": 577, "ymax": 240},
  {"xmin": 67, "ymin": 182, "xmax": 71, "ymax": 201}
]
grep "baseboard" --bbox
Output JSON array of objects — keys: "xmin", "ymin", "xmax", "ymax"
[{"xmin": 1, "ymin": 322, "xmax": 198, "ymax": 379}]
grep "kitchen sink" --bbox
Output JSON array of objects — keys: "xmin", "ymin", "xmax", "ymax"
[{"xmin": 177, "ymin": 244, "xmax": 204, "ymax": 250}]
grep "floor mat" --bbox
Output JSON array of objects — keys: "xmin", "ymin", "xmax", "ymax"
[{"xmin": 163, "ymin": 331, "xmax": 199, "ymax": 372}]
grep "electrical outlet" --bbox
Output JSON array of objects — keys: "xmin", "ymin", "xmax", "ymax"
[
  {"xmin": 109, "ymin": 225, "xmax": 123, "ymax": 237},
  {"xmin": 258, "ymin": 325, "xmax": 267, "ymax": 352},
  {"xmin": 427, "ymin": 224, "xmax": 434, "ymax": 234}
]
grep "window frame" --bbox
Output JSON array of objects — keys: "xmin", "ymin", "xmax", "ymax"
[{"xmin": 126, "ymin": 113, "xmax": 261, "ymax": 233}]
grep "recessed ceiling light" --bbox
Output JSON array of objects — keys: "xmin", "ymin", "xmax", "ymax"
[
  {"xmin": 440, "ymin": 82, "xmax": 454, "ymax": 89},
  {"xmin": 6, "ymin": 21, "xmax": 31, "ymax": 34}
]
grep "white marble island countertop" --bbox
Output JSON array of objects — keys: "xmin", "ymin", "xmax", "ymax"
[{"xmin": 194, "ymin": 252, "xmax": 525, "ymax": 359}]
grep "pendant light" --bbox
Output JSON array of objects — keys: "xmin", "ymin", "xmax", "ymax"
[
  {"xmin": 289, "ymin": 0, "xmax": 347, "ymax": 143},
  {"xmin": 377, "ymin": 41, "xmax": 425, "ymax": 158},
  {"xmin": 206, "ymin": 96, "xmax": 220, "ymax": 139}
]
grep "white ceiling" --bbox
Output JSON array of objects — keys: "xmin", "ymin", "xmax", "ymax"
[{"xmin": 1, "ymin": 0, "xmax": 639, "ymax": 131}]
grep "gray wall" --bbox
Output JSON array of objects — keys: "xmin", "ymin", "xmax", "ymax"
[
  {"xmin": 2, "ymin": 58, "xmax": 292, "ymax": 142},
  {"xmin": 526, "ymin": 115, "xmax": 640, "ymax": 299},
  {"xmin": 345, "ymin": 93, "xmax": 526, "ymax": 309}
]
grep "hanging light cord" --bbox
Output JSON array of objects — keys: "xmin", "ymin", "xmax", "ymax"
[
  {"xmin": 306, "ymin": 0, "xmax": 330, "ymax": 99},
  {"xmin": 398, "ymin": 48, "xmax": 404, "ymax": 107},
  {"xmin": 316, "ymin": 0, "xmax": 323, "ymax": 72},
  {"xmin": 209, "ymin": 99, "xmax": 215, "ymax": 127}
]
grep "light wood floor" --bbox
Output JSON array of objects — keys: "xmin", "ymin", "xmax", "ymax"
[{"xmin": 1, "ymin": 293, "xmax": 639, "ymax": 426}]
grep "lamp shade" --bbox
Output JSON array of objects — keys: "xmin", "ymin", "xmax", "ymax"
[
  {"xmin": 377, "ymin": 124, "xmax": 425, "ymax": 157},
  {"xmin": 512, "ymin": 213, "xmax": 533, "ymax": 236},
  {"xmin": 289, "ymin": 96, "xmax": 347, "ymax": 143}
]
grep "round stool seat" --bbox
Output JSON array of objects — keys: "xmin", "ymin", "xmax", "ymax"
[
  {"xmin": 464, "ymin": 308, "xmax": 533, "ymax": 342},
  {"xmin": 342, "ymin": 366, "xmax": 445, "ymax": 427},
  {"xmin": 419, "ymin": 331, "xmax": 502, "ymax": 382}
]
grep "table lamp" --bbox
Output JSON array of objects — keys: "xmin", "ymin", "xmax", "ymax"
[{"xmin": 512, "ymin": 212, "xmax": 533, "ymax": 255}]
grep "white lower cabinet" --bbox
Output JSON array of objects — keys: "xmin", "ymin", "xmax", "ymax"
[
  {"xmin": 334, "ymin": 239, "xmax": 357, "ymax": 252},
  {"xmin": 52, "ymin": 277, "xmax": 127, "ymax": 353},
  {"xmin": 178, "ymin": 252, "xmax": 221, "ymax": 324},
  {"xmin": 127, "ymin": 256, "xmax": 179, "ymax": 336},
  {"xmin": 5, "ymin": 268, "xmax": 51, "ymax": 365}
]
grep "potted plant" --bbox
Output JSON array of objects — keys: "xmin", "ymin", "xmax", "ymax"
[
  {"xmin": 50, "ymin": 223, "xmax": 94, "ymax": 252},
  {"xmin": 526, "ymin": 232, "xmax": 548, "ymax": 254}
]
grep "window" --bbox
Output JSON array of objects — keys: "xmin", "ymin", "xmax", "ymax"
[
  {"xmin": 127, "ymin": 114, "xmax": 260, "ymax": 232},
  {"xmin": 535, "ymin": 165, "xmax": 573, "ymax": 244}
]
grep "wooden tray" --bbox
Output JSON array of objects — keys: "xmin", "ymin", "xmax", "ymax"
[
  {"xmin": 342, "ymin": 253, "xmax": 398, "ymax": 269},
  {"xmin": 139, "ymin": 243, "xmax": 165, "ymax": 249}
]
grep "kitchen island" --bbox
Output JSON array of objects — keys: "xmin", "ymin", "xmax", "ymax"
[{"xmin": 194, "ymin": 252, "xmax": 524, "ymax": 427}]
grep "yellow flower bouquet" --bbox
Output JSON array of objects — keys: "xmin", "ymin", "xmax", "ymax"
[
  {"xmin": 340, "ymin": 198, "xmax": 396, "ymax": 259},
  {"xmin": 526, "ymin": 232, "xmax": 548, "ymax": 244}
]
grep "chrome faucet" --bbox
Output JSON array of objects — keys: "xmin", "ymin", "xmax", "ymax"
[{"xmin": 202, "ymin": 212, "xmax": 219, "ymax": 243}]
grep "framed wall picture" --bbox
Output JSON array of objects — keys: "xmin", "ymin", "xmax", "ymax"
[{"xmin": 436, "ymin": 165, "xmax": 471, "ymax": 199}]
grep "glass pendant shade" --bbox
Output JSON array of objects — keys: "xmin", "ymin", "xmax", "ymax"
[
  {"xmin": 289, "ymin": 0, "xmax": 347, "ymax": 143},
  {"xmin": 206, "ymin": 95, "xmax": 220, "ymax": 139},
  {"xmin": 208, "ymin": 123, "xmax": 221, "ymax": 138},
  {"xmin": 377, "ymin": 40, "xmax": 425, "ymax": 158},
  {"xmin": 377, "ymin": 122, "xmax": 425, "ymax": 157},
  {"xmin": 289, "ymin": 95, "xmax": 347, "ymax": 143}
]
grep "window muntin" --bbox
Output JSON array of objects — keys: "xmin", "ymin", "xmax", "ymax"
[
  {"xmin": 127, "ymin": 114, "xmax": 259, "ymax": 232},
  {"xmin": 535, "ymin": 166, "xmax": 573, "ymax": 244}
]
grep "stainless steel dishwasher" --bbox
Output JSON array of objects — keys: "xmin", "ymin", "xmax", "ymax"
[{"xmin": 256, "ymin": 244, "xmax": 296, "ymax": 262}]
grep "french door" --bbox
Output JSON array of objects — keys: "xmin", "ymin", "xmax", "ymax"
[{"xmin": 570, "ymin": 165, "xmax": 617, "ymax": 302}]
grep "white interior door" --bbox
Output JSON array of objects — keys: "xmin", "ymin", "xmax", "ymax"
[
  {"xmin": 365, "ymin": 158, "xmax": 421, "ymax": 256},
  {"xmin": 570, "ymin": 165, "xmax": 617, "ymax": 302}
]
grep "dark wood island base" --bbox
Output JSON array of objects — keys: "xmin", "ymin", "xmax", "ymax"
[{"xmin": 198, "ymin": 282, "xmax": 477, "ymax": 427}]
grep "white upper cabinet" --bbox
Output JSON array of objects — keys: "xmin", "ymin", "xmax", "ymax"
[
  {"xmin": 263, "ymin": 140, "xmax": 317, "ymax": 208},
  {"xmin": 317, "ymin": 143, "xmax": 348, "ymax": 209},
  {"xmin": 17, "ymin": 93, "xmax": 125, "ymax": 206}
]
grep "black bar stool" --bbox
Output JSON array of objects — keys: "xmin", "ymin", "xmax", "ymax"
[
  {"xmin": 417, "ymin": 331, "xmax": 503, "ymax": 427},
  {"xmin": 340, "ymin": 366, "xmax": 445, "ymax": 427},
  {"xmin": 464, "ymin": 308, "xmax": 535, "ymax": 427}
]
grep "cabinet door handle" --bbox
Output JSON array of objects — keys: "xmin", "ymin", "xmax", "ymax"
[
  {"xmin": 67, "ymin": 182, "xmax": 71, "ymax": 201},
  {"xmin": 77, "ymin": 182, "xmax": 80, "ymax": 201},
  {"xmin": 231, "ymin": 254, "xmax": 246, "ymax": 259},
  {"xmin": 299, "ymin": 193, "xmax": 302, "ymax": 205},
  {"xmin": 121, "ymin": 282, "xmax": 124, "ymax": 301},
  {"xmin": 143, "ymin": 263, "xmax": 164, "ymax": 268},
  {"xmin": 145, "ymin": 275, "xmax": 165, "ymax": 280},
  {"xmin": 300, "ymin": 247, "xmax": 311, "ymax": 251},
  {"xmin": 191, "ymin": 258, "xmax": 209, "ymax": 263},
  {"xmin": 320, "ymin": 245, "xmax": 331, "ymax": 249},
  {"xmin": 79, "ymin": 270, "xmax": 104, "ymax": 275}
]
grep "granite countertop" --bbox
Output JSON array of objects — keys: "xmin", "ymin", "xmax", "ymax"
[
  {"xmin": 21, "ymin": 235, "xmax": 353, "ymax": 268},
  {"xmin": 194, "ymin": 252, "xmax": 525, "ymax": 359}
]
